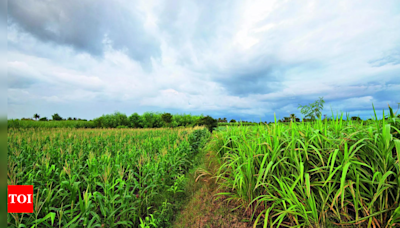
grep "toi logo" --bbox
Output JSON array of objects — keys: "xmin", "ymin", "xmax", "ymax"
[{"xmin": 8, "ymin": 185, "xmax": 34, "ymax": 213}]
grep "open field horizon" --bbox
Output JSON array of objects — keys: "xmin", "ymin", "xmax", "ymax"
[{"xmin": 6, "ymin": 0, "xmax": 400, "ymax": 227}]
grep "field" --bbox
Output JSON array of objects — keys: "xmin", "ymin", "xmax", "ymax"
[
  {"xmin": 7, "ymin": 110, "xmax": 400, "ymax": 227},
  {"xmin": 7, "ymin": 120, "xmax": 97, "ymax": 129},
  {"xmin": 206, "ymin": 115, "xmax": 400, "ymax": 227},
  {"xmin": 7, "ymin": 127, "xmax": 210, "ymax": 227}
]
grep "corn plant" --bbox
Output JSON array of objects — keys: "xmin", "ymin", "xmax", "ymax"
[{"xmin": 7, "ymin": 127, "xmax": 210, "ymax": 227}]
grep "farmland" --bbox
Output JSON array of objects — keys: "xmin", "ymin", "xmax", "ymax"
[
  {"xmin": 7, "ymin": 127, "xmax": 210, "ymax": 227},
  {"xmin": 206, "ymin": 114, "xmax": 400, "ymax": 227},
  {"xmin": 7, "ymin": 109, "xmax": 400, "ymax": 227}
]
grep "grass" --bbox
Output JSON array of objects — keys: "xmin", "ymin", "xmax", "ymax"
[
  {"xmin": 207, "ymin": 108, "xmax": 400, "ymax": 227},
  {"xmin": 7, "ymin": 127, "xmax": 210, "ymax": 227}
]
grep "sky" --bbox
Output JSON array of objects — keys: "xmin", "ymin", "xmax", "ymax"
[{"xmin": 7, "ymin": 0, "xmax": 400, "ymax": 121}]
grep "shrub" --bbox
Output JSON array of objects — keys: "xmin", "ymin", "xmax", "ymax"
[
  {"xmin": 128, "ymin": 113, "xmax": 143, "ymax": 128},
  {"xmin": 197, "ymin": 116, "xmax": 218, "ymax": 133},
  {"xmin": 52, "ymin": 113, "xmax": 63, "ymax": 121},
  {"xmin": 161, "ymin": 113, "xmax": 173, "ymax": 127}
]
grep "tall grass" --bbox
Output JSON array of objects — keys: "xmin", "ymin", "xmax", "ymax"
[
  {"xmin": 212, "ymin": 108, "xmax": 400, "ymax": 227},
  {"xmin": 7, "ymin": 127, "xmax": 210, "ymax": 227}
]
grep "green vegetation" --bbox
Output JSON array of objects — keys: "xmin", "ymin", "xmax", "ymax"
[
  {"xmin": 52, "ymin": 113, "xmax": 63, "ymax": 121},
  {"xmin": 7, "ymin": 101, "xmax": 400, "ymax": 227},
  {"xmin": 161, "ymin": 113, "xmax": 173, "ymax": 127},
  {"xmin": 299, "ymin": 97, "xmax": 325, "ymax": 121},
  {"xmin": 7, "ymin": 120, "xmax": 96, "ymax": 129},
  {"xmin": 197, "ymin": 115, "xmax": 218, "ymax": 133},
  {"xmin": 7, "ymin": 127, "xmax": 210, "ymax": 227},
  {"xmin": 8, "ymin": 112, "xmax": 205, "ymax": 129},
  {"xmin": 207, "ymin": 106, "xmax": 400, "ymax": 227}
]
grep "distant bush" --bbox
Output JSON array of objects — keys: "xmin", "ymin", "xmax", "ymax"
[
  {"xmin": 161, "ymin": 113, "xmax": 173, "ymax": 127},
  {"xmin": 52, "ymin": 113, "xmax": 63, "ymax": 121},
  {"xmin": 197, "ymin": 116, "xmax": 218, "ymax": 133},
  {"xmin": 10, "ymin": 112, "xmax": 205, "ymax": 129},
  {"xmin": 92, "ymin": 112, "xmax": 129, "ymax": 128},
  {"xmin": 39, "ymin": 117, "xmax": 48, "ymax": 121}
]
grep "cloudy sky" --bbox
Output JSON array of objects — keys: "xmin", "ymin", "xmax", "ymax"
[{"xmin": 7, "ymin": 0, "xmax": 400, "ymax": 121}]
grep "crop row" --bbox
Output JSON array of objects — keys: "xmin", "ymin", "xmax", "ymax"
[
  {"xmin": 7, "ymin": 127, "xmax": 210, "ymax": 227},
  {"xmin": 211, "ymin": 113, "xmax": 400, "ymax": 227}
]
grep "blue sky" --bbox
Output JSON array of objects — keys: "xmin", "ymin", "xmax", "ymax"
[{"xmin": 7, "ymin": 0, "xmax": 400, "ymax": 121}]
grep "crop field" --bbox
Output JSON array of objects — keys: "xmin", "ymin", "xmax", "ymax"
[
  {"xmin": 209, "ymin": 114, "xmax": 400, "ymax": 227},
  {"xmin": 7, "ymin": 110, "xmax": 400, "ymax": 228},
  {"xmin": 7, "ymin": 127, "xmax": 210, "ymax": 227},
  {"xmin": 7, "ymin": 120, "xmax": 96, "ymax": 129}
]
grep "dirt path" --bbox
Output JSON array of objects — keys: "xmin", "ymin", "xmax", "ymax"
[{"xmin": 173, "ymin": 151, "xmax": 253, "ymax": 228}]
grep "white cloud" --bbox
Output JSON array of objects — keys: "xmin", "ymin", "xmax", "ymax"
[{"xmin": 7, "ymin": 0, "xmax": 400, "ymax": 120}]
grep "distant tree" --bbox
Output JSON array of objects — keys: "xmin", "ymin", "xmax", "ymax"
[
  {"xmin": 73, "ymin": 117, "xmax": 77, "ymax": 120},
  {"xmin": 52, "ymin": 113, "xmax": 63, "ymax": 121},
  {"xmin": 39, "ymin": 117, "xmax": 48, "ymax": 121},
  {"xmin": 161, "ymin": 113, "xmax": 173, "ymax": 127},
  {"xmin": 351, "ymin": 116, "xmax": 361, "ymax": 121},
  {"xmin": 298, "ymin": 97, "xmax": 325, "ymax": 121},
  {"xmin": 230, "ymin": 119, "xmax": 236, "ymax": 123},
  {"xmin": 197, "ymin": 116, "xmax": 218, "ymax": 133},
  {"xmin": 223, "ymin": 117, "xmax": 227, "ymax": 123},
  {"xmin": 290, "ymin": 114, "xmax": 296, "ymax": 122},
  {"xmin": 129, "ymin": 113, "xmax": 143, "ymax": 128},
  {"xmin": 68, "ymin": 117, "xmax": 72, "ymax": 120},
  {"xmin": 33, "ymin": 113, "xmax": 40, "ymax": 120}
]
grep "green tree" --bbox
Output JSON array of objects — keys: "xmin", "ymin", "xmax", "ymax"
[
  {"xmin": 129, "ymin": 113, "xmax": 143, "ymax": 128},
  {"xmin": 52, "ymin": 113, "xmax": 63, "ymax": 121},
  {"xmin": 197, "ymin": 116, "xmax": 218, "ymax": 133},
  {"xmin": 161, "ymin": 113, "xmax": 173, "ymax": 127},
  {"xmin": 33, "ymin": 113, "xmax": 40, "ymax": 120},
  {"xmin": 298, "ymin": 97, "xmax": 325, "ymax": 121},
  {"xmin": 230, "ymin": 119, "xmax": 236, "ymax": 123},
  {"xmin": 290, "ymin": 114, "xmax": 296, "ymax": 122},
  {"xmin": 351, "ymin": 116, "xmax": 361, "ymax": 121}
]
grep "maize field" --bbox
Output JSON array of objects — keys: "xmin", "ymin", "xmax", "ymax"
[{"xmin": 7, "ymin": 127, "xmax": 210, "ymax": 227}]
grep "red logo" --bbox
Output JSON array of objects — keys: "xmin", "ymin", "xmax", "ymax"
[{"xmin": 8, "ymin": 185, "xmax": 34, "ymax": 213}]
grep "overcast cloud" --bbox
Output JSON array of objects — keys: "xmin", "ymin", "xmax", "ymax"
[{"xmin": 7, "ymin": 0, "xmax": 400, "ymax": 121}]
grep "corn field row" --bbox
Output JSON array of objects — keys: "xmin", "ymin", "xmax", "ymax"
[{"xmin": 7, "ymin": 127, "xmax": 210, "ymax": 227}]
